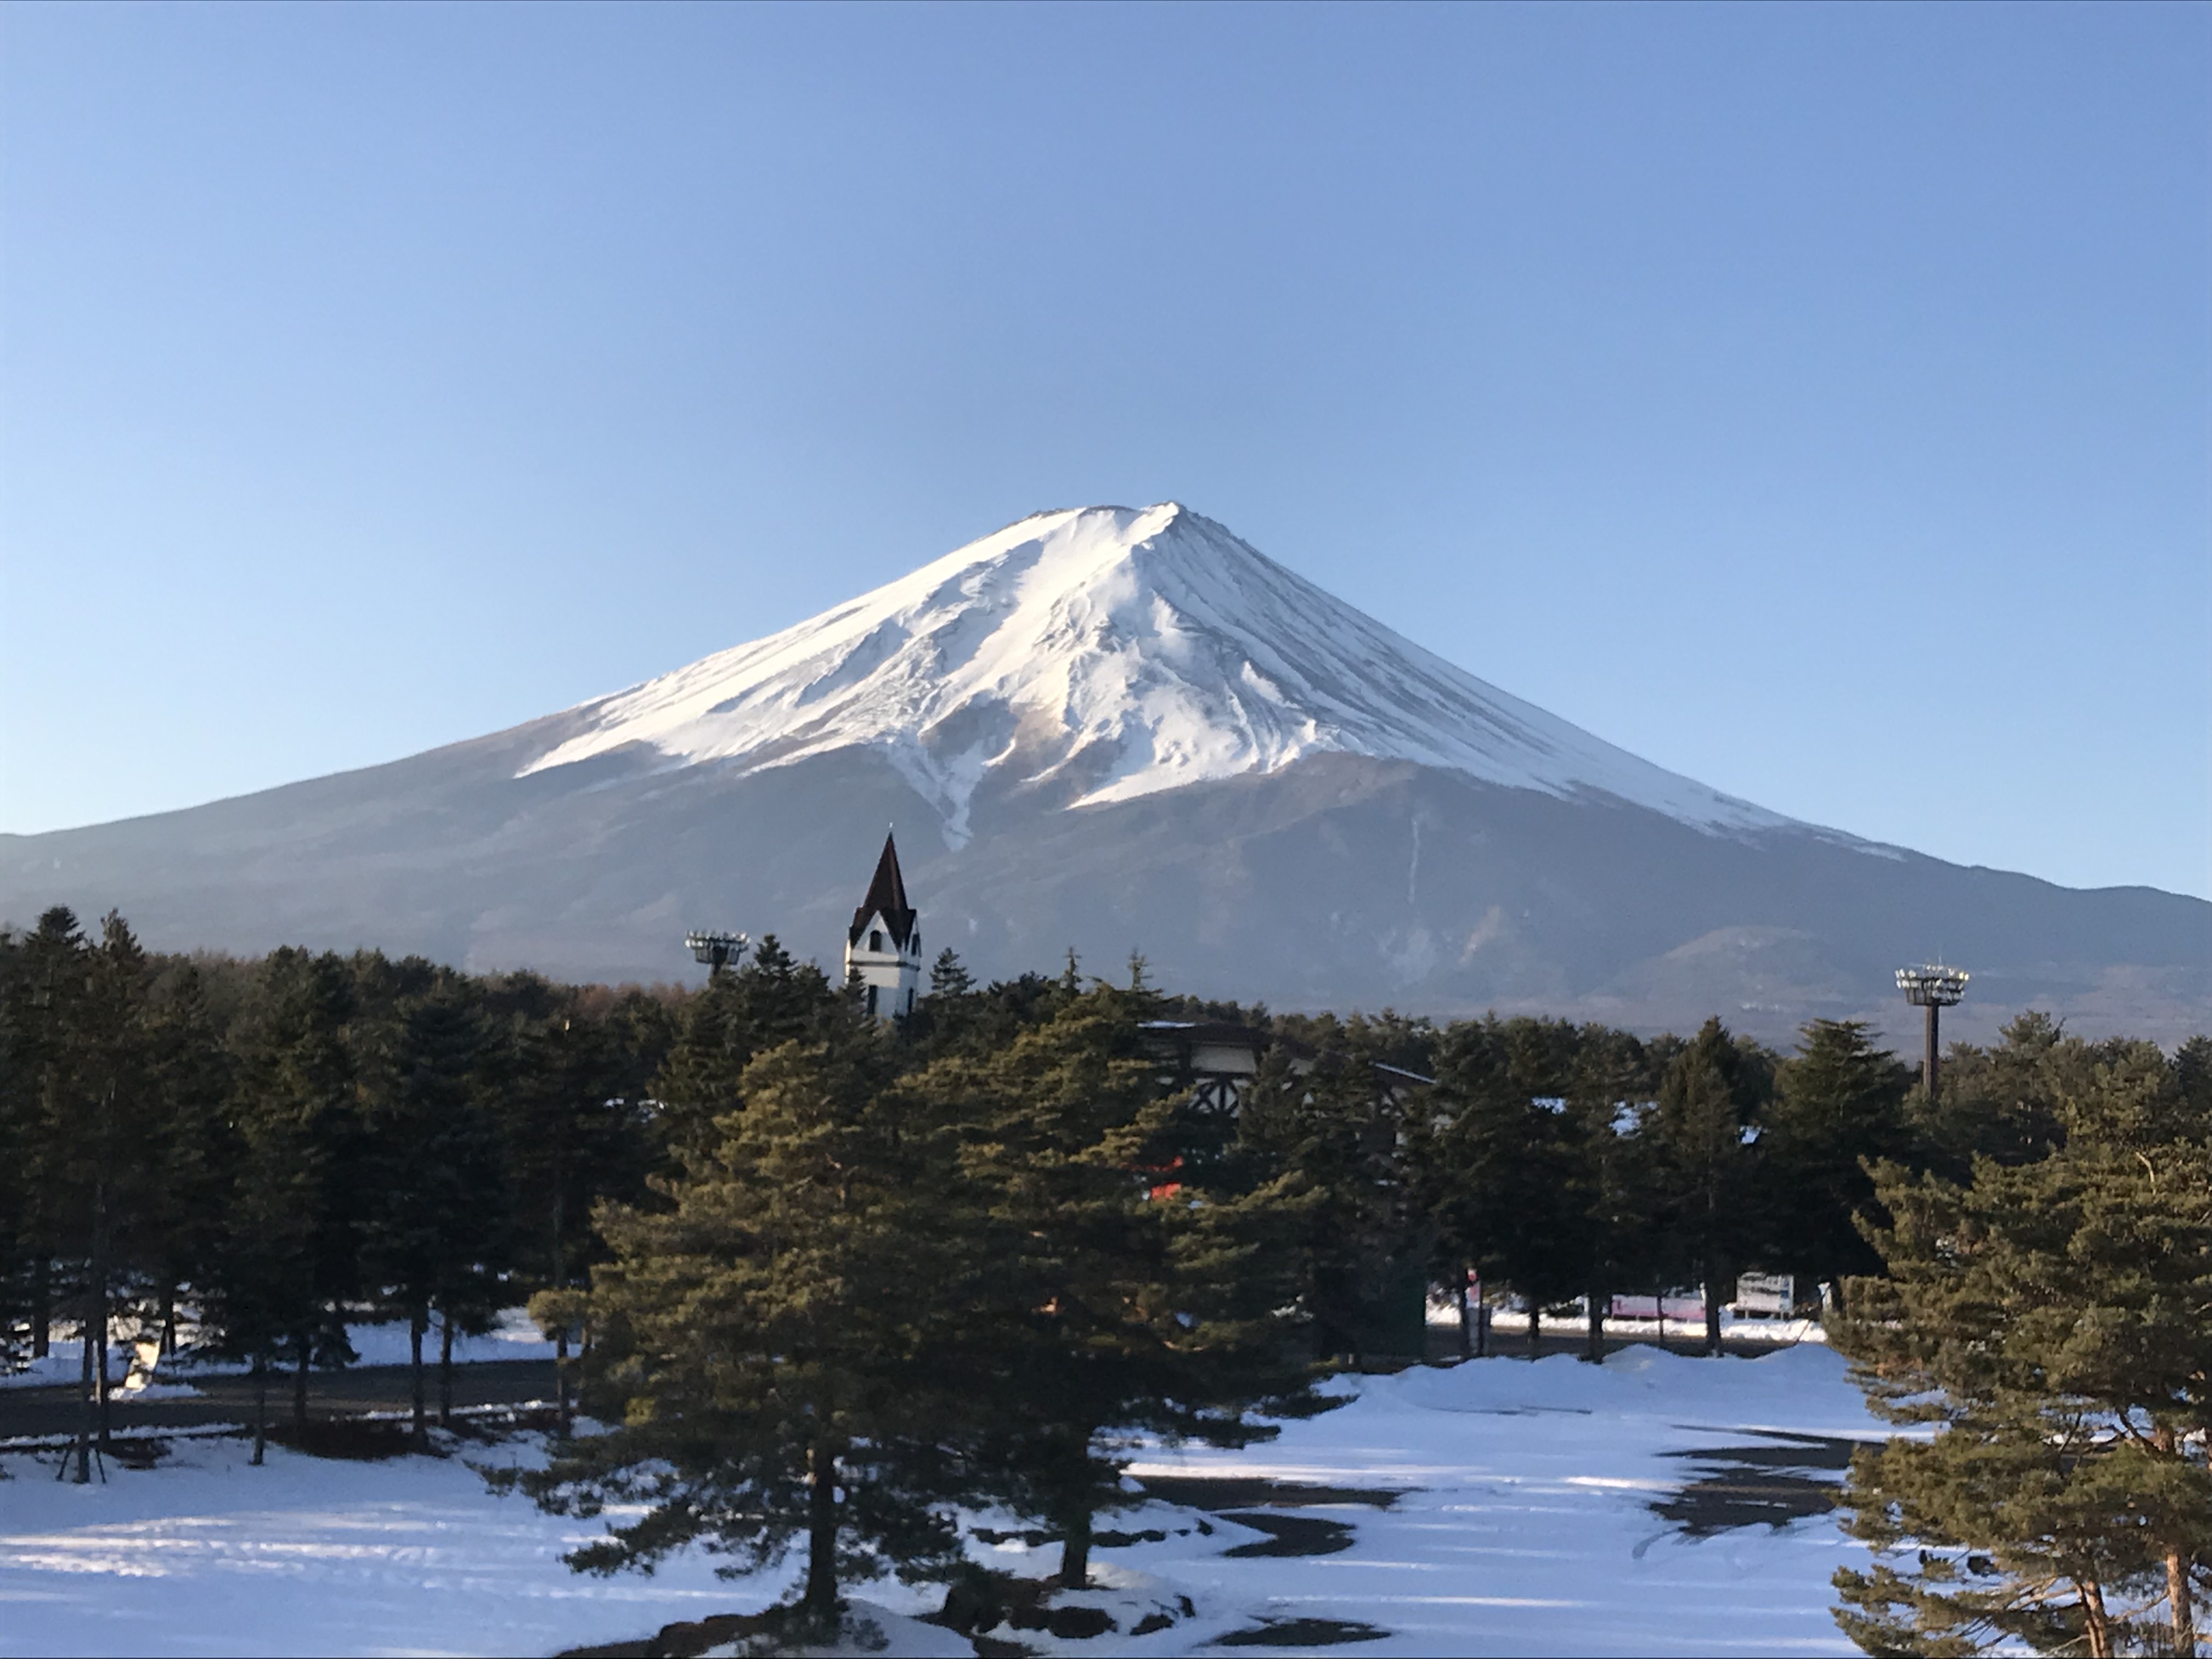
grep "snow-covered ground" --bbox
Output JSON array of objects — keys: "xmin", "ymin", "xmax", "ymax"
[{"xmin": 0, "ymin": 1345, "xmax": 1885, "ymax": 1657}]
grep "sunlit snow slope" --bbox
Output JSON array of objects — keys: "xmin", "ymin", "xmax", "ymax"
[{"xmin": 524, "ymin": 504, "xmax": 1796, "ymax": 845}]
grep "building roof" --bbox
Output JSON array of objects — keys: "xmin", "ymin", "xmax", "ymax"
[{"xmin": 848, "ymin": 831, "xmax": 918, "ymax": 949}]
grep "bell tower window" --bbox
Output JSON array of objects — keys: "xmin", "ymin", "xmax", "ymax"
[{"xmin": 870, "ymin": 929, "xmax": 883, "ymax": 951}]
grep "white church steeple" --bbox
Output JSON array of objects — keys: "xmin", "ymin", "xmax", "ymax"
[{"xmin": 844, "ymin": 831, "xmax": 921, "ymax": 1019}]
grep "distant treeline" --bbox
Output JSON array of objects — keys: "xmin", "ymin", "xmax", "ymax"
[{"xmin": 2, "ymin": 906, "xmax": 2205, "ymax": 1643}]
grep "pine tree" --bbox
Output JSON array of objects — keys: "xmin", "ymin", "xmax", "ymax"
[
  {"xmin": 496, "ymin": 992, "xmax": 656, "ymax": 1429},
  {"xmin": 1420, "ymin": 1017, "xmax": 1584, "ymax": 1356},
  {"xmin": 651, "ymin": 934, "xmax": 836, "ymax": 1155},
  {"xmin": 1915, "ymin": 1011, "xmax": 2107, "ymax": 1177},
  {"xmin": 1649, "ymin": 1018, "xmax": 1770, "ymax": 1355},
  {"xmin": 139, "ymin": 961, "xmax": 232, "ymax": 1359},
  {"xmin": 1831, "ymin": 1049, "xmax": 2211, "ymax": 1657},
  {"xmin": 509, "ymin": 1005, "xmax": 973, "ymax": 1633},
  {"xmin": 929, "ymin": 949, "xmax": 974, "ymax": 997},
  {"xmin": 922, "ymin": 984, "xmax": 1312, "ymax": 1587},
  {"xmin": 1763, "ymin": 1019, "xmax": 1913, "ymax": 1295},
  {"xmin": 26, "ymin": 913, "xmax": 168, "ymax": 1475},
  {"xmin": 1249, "ymin": 1039, "xmax": 1431, "ymax": 1362},
  {"xmin": 207, "ymin": 949, "xmax": 363, "ymax": 1443},
  {"xmin": 358, "ymin": 977, "xmax": 510, "ymax": 1447},
  {"xmin": 1558, "ymin": 1026, "xmax": 1662, "ymax": 1361}
]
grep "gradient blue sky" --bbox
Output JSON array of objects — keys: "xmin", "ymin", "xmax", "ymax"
[{"xmin": 3, "ymin": 2, "xmax": 2207, "ymax": 898}]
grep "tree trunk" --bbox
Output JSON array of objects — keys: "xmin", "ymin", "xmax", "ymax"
[
  {"xmin": 552, "ymin": 1203, "xmax": 573, "ymax": 1435},
  {"xmin": 1584, "ymin": 1288, "xmax": 1606, "ymax": 1363},
  {"xmin": 2166, "ymin": 1548, "xmax": 2196, "ymax": 1658},
  {"xmin": 31, "ymin": 1259, "xmax": 50, "ymax": 1359},
  {"xmin": 1455, "ymin": 1272, "xmax": 1472, "ymax": 1362},
  {"xmin": 803, "ymin": 1437, "xmax": 842, "ymax": 1627},
  {"xmin": 292, "ymin": 1325, "xmax": 310, "ymax": 1429},
  {"xmin": 409, "ymin": 1310, "xmax": 427, "ymax": 1448},
  {"xmin": 160, "ymin": 1286, "xmax": 178, "ymax": 1358},
  {"xmin": 251, "ymin": 1353, "xmax": 268, "ymax": 1466},
  {"xmin": 1476, "ymin": 1300, "xmax": 1488, "ymax": 1358},
  {"xmin": 1702, "ymin": 1273, "xmax": 1723, "ymax": 1357},
  {"xmin": 73, "ymin": 1287, "xmax": 95, "ymax": 1485},
  {"xmin": 1058, "ymin": 1504, "xmax": 1093, "ymax": 1590},
  {"xmin": 93, "ymin": 1178, "xmax": 113, "ymax": 1449},
  {"xmin": 94, "ymin": 1284, "xmax": 112, "ymax": 1448},
  {"xmin": 438, "ymin": 1314, "xmax": 455, "ymax": 1428},
  {"xmin": 555, "ymin": 1325, "xmax": 572, "ymax": 1436},
  {"xmin": 2081, "ymin": 1577, "xmax": 2112, "ymax": 1659},
  {"xmin": 1526, "ymin": 1302, "xmax": 1542, "ymax": 1358}
]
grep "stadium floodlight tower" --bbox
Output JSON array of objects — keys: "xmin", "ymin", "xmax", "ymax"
[
  {"xmin": 1895, "ymin": 963, "xmax": 1969, "ymax": 1101},
  {"xmin": 685, "ymin": 930, "xmax": 750, "ymax": 978}
]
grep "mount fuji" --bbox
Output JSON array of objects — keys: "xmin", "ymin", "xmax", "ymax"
[{"xmin": 5, "ymin": 504, "xmax": 2205, "ymax": 1044}]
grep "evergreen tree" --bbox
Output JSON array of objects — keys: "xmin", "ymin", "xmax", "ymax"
[
  {"xmin": 1557, "ymin": 1026, "xmax": 1662, "ymax": 1361},
  {"xmin": 27, "ymin": 913, "xmax": 168, "ymax": 1475},
  {"xmin": 358, "ymin": 977, "xmax": 510, "ymax": 1446},
  {"xmin": 214, "ymin": 948, "xmax": 363, "ymax": 1438},
  {"xmin": 1248, "ymin": 1039, "xmax": 1431, "ymax": 1362},
  {"xmin": 1915, "ymin": 1011, "xmax": 2116, "ymax": 1177},
  {"xmin": 924, "ymin": 985, "xmax": 1312, "ymax": 1587},
  {"xmin": 1648, "ymin": 1018, "xmax": 1770, "ymax": 1355},
  {"xmin": 929, "ymin": 948, "xmax": 974, "ymax": 997},
  {"xmin": 0, "ymin": 925, "xmax": 26, "ymax": 1374},
  {"xmin": 496, "ymin": 991, "xmax": 656, "ymax": 1428},
  {"xmin": 1421, "ymin": 1017, "xmax": 1583, "ymax": 1355},
  {"xmin": 1831, "ymin": 1050, "xmax": 2211, "ymax": 1657},
  {"xmin": 509, "ymin": 1006, "xmax": 973, "ymax": 1632},
  {"xmin": 139, "ymin": 961, "xmax": 232, "ymax": 1359},
  {"xmin": 1762, "ymin": 1019, "xmax": 1913, "ymax": 1295},
  {"xmin": 651, "ymin": 935, "xmax": 836, "ymax": 1155}
]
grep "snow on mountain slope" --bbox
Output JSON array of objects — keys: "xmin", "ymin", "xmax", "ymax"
[{"xmin": 524, "ymin": 504, "xmax": 1801, "ymax": 846}]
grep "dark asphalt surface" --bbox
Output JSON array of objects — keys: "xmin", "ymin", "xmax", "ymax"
[{"xmin": 0, "ymin": 1358, "xmax": 560, "ymax": 1441}]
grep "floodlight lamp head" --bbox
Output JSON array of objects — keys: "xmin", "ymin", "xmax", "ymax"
[
  {"xmin": 1895, "ymin": 964, "xmax": 1969, "ymax": 1007},
  {"xmin": 686, "ymin": 930, "xmax": 750, "ymax": 969}
]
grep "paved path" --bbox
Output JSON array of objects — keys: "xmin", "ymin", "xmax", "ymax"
[{"xmin": 0, "ymin": 1358, "xmax": 560, "ymax": 1441}]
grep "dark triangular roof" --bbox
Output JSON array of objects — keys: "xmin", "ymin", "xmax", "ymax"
[{"xmin": 848, "ymin": 832, "xmax": 917, "ymax": 949}]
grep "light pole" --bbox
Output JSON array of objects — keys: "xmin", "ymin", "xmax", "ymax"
[
  {"xmin": 1895, "ymin": 964, "xmax": 1968, "ymax": 1101},
  {"xmin": 686, "ymin": 930, "xmax": 749, "ymax": 978}
]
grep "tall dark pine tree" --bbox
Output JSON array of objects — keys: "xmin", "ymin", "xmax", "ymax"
[
  {"xmin": 1558, "ymin": 1026, "xmax": 1661, "ymax": 1362},
  {"xmin": 509, "ymin": 1007, "xmax": 973, "ymax": 1634},
  {"xmin": 1420, "ymin": 1017, "xmax": 1583, "ymax": 1356},
  {"xmin": 360, "ymin": 978, "xmax": 510, "ymax": 1447},
  {"xmin": 31, "ymin": 912, "xmax": 166, "ymax": 1477},
  {"xmin": 496, "ymin": 992, "xmax": 654, "ymax": 1430},
  {"xmin": 1760, "ymin": 1020, "xmax": 1911, "ymax": 1297},
  {"xmin": 0, "ymin": 925, "xmax": 26, "ymax": 1375},
  {"xmin": 927, "ymin": 985, "xmax": 1312, "ymax": 1588},
  {"xmin": 1649, "ymin": 1018, "xmax": 1769, "ymax": 1355},
  {"xmin": 142, "ymin": 961, "xmax": 231, "ymax": 1359},
  {"xmin": 207, "ymin": 949, "xmax": 362, "ymax": 1442},
  {"xmin": 0, "ymin": 910, "xmax": 87, "ymax": 1370},
  {"xmin": 651, "ymin": 934, "xmax": 835, "ymax": 1156}
]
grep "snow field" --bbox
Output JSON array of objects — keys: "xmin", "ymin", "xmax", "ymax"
[{"xmin": 0, "ymin": 1345, "xmax": 1886, "ymax": 1657}]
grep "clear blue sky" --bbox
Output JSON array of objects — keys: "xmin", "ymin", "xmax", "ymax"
[{"xmin": 3, "ymin": 2, "xmax": 2207, "ymax": 898}]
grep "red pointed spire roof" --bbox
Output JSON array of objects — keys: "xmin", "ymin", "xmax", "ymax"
[{"xmin": 848, "ymin": 831, "xmax": 917, "ymax": 949}]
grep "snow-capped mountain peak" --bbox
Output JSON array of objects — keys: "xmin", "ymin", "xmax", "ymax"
[{"xmin": 522, "ymin": 503, "xmax": 1795, "ymax": 845}]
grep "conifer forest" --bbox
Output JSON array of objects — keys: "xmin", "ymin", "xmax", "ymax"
[{"xmin": 2, "ymin": 905, "xmax": 2205, "ymax": 1655}]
